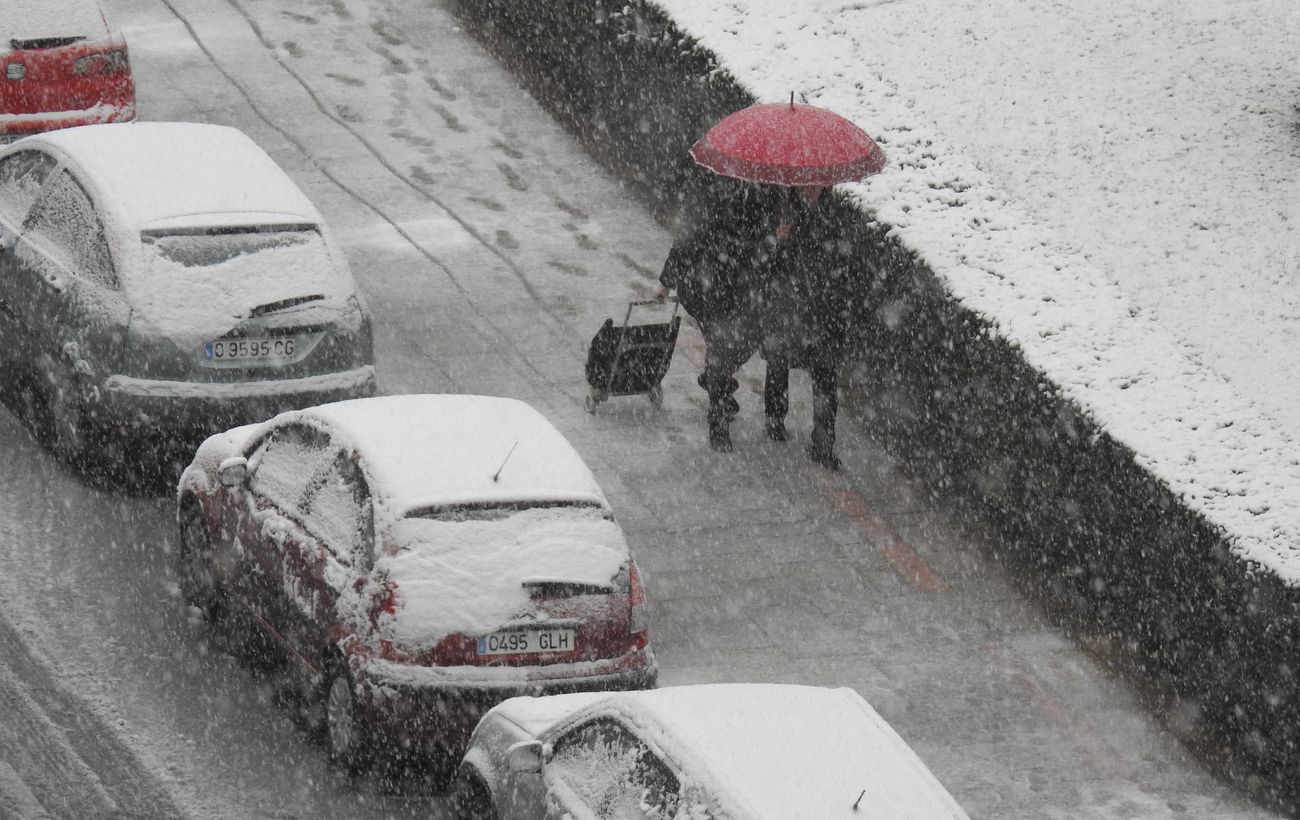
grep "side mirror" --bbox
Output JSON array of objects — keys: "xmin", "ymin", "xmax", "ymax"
[
  {"xmin": 218, "ymin": 456, "xmax": 248, "ymax": 488},
  {"xmin": 507, "ymin": 740, "xmax": 548, "ymax": 774}
]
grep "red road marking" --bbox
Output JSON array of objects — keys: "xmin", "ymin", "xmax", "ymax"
[
  {"xmin": 989, "ymin": 644, "xmax": 1135, "ymax": 783},
  {"xmin": 878, "ymin": 540, "xmax": 944, "ymax": 593},
  {"xmin": 813, "ymin": 472, "xmax": 945, "ymax": 593}
]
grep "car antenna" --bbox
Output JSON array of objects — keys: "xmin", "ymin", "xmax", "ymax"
[
  {"xmin": 852, "ymin": 788, "xmax": 865, "ymax": 811},
  {"xmin": 492, "ymin": 441, "xmax": 519, "ymax": 482}
]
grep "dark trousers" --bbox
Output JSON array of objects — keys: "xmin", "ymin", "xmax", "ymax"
[
  {"xmin": 699, "ymin": 311, "xmax": 762, "ymax": 427},
  {"xmin": 764, "ymin": 351, "xmax": 839, "ymax": 454},
  {"xmin": 700, "ymin": 312, "xmax": 839, "ymax": 451}
]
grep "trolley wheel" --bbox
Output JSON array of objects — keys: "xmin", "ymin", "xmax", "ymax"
[
  {"xmin": 584, "ymin": 391, "xmax": 599, "ymax": 414},
  {"xmin": 647, "ymin": 384, "xmax": 664, "ymax": 408}
]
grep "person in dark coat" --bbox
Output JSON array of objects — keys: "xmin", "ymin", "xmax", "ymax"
[
  {"xmin": 655, "ymin": 180, "xmax": 779, "ymax": 452},
  {"xmin": 759, "ymin": 184, "xmax": 852, "ymax": 470}
]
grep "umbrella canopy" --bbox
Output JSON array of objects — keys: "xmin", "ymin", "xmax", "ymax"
[{"xmin": 690, "ymin": 101, "xmax": 886, "ymax": 186}]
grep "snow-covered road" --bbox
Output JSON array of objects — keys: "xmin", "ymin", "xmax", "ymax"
[{"xmin": 0, "ymin": 0, "xmax": 1282, "ymax": 817}]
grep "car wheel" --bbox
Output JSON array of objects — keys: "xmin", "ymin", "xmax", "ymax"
[
  {"xmin": 449, "ymin": 770, "xmax": 497, "ymax": 820},
  {"xmin": 325, "ymin": 668, "xmax": 370, "ymax": 772},
  {"xmin": 178, "ymin": 504, "xmax": 225, "ymax": 624}
]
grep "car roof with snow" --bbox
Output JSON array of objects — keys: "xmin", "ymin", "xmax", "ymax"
[
  {"xmin": 18, "ymin": 122, "xmax": 321, "ymax": 232},
  {"xmin": 5, "ymin": 0, "xmax": 113, "ymax": 45},
  {"xmin": 492, "ymin": 684, "xmax": 969, "ymax": 820},
  {"xmin": 294, "ymin": 394, "xmax": 610, "ymax": 517}
]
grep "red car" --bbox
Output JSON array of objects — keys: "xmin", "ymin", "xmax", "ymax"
[
  {"xmin": 175, "ymin": 395, "xmax": 657, "ymax": 778},
  {"xmin": 2, "ymin": 0, "xmax": 136, "ymax": 137}
]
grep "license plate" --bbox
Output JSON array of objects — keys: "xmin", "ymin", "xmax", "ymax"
[
  {"xmin": 476, "ymin": 628, "xmax": 576, "ymax": 656},
  {"xmin": 203, "ymin": 336, "xmax": 298, "ymax": 364}
]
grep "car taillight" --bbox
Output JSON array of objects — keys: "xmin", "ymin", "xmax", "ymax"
[
  {"xmin": 629, "ymin": 561, "xmax": 649, "ymax": 640},
  {"xmin": 378, "ymin": 639, "xmax": 410, "ymax": 663},
  {"xmin": 70, "ymin": 48, "xmax": 129, "ymax": 77},
  {"xmin": 431, "ymin": 633, "xmax": 480, "ymax": 666}
]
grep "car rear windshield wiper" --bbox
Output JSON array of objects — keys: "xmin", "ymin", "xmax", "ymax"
[
  {"xmin": 249, "ymin": 294, "xmax": 325, "ymax": 317},
  {"xmin": 10, "ymin": 36, "xmax": 86, "ymax": 50},
  {"xmin": 522, "ymin": 580, "xmax": 615, "ymax": 597},
  {"xmin": 410, "ymin": 500, "xmax": 607, "ymax": 521}
]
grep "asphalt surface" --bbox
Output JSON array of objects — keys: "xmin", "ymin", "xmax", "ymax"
[{"xmin": 0, "ymin": 0, "xmax": 1284, "ymax": 818}]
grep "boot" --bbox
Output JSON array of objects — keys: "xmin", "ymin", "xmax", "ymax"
[
  {"xmin": 807, "ymin": 426, "xmax": 840, "ymax": 470},
  {"xmin": 698, "ymin": 372, "xmax": 739, "ymax": 419},
  {"xmin": 806, "ymin": 441, "xmax": 841, "ymax": 470},
  {"xmin": 763, "ymin": 358, "xmax": 789, "ymax": 438},
  {"xmin": 807, "ymin": 364, "xmax": 840, "ymax": 469},
  {"xmin": 705, "ymin": 373, "xmax": 735, "ymax": 453},
  {"xmin": 765, "ymin": 416, "xmax": 788, "ymax": 442},
  {"xmin": 709, "ymin": 415, "xmax": 733, "ymax": 452}
]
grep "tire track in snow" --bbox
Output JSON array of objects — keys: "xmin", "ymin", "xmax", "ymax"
[{"xmin": 0, "ymin": 612, "xmax": 186, "ymax": 819}]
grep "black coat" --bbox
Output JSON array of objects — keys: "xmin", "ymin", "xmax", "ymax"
[
  {"xmin": 659, "ymin": 183, "xmax": 777, "ymax": 322},
  {"xmin": 761, "ymin": 189, "xmax": 854, "ymax": 362}
]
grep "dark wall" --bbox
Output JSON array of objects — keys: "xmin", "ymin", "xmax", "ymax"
[{"xmin": 453, "ymin": 0, "xmax": 1300, "ymax": 808}]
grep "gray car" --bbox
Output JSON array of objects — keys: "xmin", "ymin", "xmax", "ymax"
[
  {"xmin": 0, "ymin": 122, "xmax": 374, "ymax": 467},
  {"xmin": 452, "ymin": 684, "xmax": 969, "ymax": 820}
]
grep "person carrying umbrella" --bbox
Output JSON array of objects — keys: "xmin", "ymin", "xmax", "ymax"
[{"xmin": 656, "ymin": 98, "xmax": 885, "ymax": 468}]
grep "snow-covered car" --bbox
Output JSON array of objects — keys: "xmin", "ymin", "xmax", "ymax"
[
  {"xmin": 451, "ymin": 684, "xmax": 969, "ymax": 820},
  {"xmin": 0, "ymin": 122, "xmax": 374, "ymax": 464},
  {"xmin": 175, "ymin": 394, "xmax": 657, "ymax": 774},
  {"xmin": 2, "ymin": 0, "xmax": 136, "ymax": 137}
]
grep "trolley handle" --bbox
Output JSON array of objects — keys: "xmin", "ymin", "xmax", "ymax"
[{"xmin": 623, "ymin": 297, "xmax": 680, "ymax": 325}]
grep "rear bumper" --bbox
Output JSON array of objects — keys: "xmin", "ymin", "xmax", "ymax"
[
  {"xmin": 0, "ymin": 101, "xmax": 136, "ymax": 135},
  {"xmin": 92, "ymin": 365, "xmax": 376, "ymax": 440},
  {"xmin": 356, "ymin": 648, "xmax": 658, "ymax": 754}
]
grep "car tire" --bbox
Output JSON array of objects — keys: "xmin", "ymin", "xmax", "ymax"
[
  {"xmin": 449, "ymin": 769, "xmax": 497, "ymax": 820},
  {"xmin": 325, "ymin": 667, "xmax": 371, "ymax": 773},
  {"xmin": 178, "ymin": 503, "xmax": 226, "ymax": 624}
]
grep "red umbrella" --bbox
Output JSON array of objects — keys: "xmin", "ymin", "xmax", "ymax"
[{"xmin": 689, "ymin": 100, "xmax": 886, "ymax": 186}]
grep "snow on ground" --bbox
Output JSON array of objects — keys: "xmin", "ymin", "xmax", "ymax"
[{"xmin": 653, "ymin": 0, "xmax": 1300, "ymax": 581}]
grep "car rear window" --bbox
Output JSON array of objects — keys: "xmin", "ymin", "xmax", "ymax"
[
  {"xmin": 142, "ymin": 226, "xmax": 323, "ymax": 269},
  {"xmin": 5, "ymin": 0, "xmax": 110, "ymax": 47}
]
